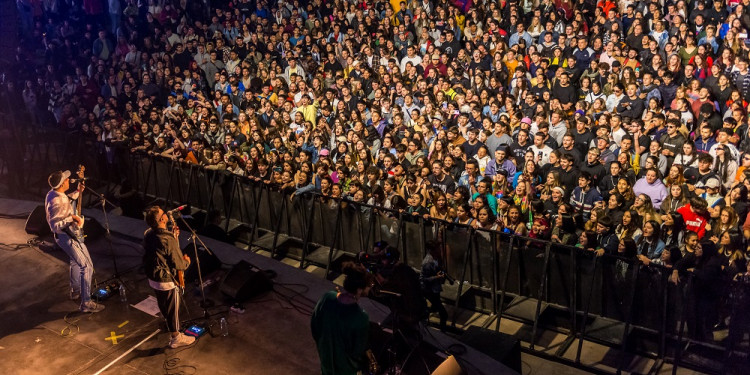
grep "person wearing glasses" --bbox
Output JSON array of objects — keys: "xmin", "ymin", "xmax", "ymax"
[
  {"xmin": 660, "ymin": 119, "xmax": 687, "ymax": 165},
  {"xmin": 605, "ymin": 82, "xmax": 625, "ymax": 112}
]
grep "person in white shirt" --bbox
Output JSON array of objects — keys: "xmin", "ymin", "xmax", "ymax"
[
  {"xmin": 45, "ymin": 170, "xmax": 104, "ymax": 313},
  {"xmin": 400, "ymin": 45, "xmax": 422, "ymax": 73},
  {"xmin": 529, "ymin": 132, "xmax": 553, "ymax": 166},
  {"xmin": 606, "ymin": 84, "xmax": 625, "ymax": 112}
]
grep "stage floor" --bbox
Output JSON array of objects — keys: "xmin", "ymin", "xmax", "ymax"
[{"xmin": 0, "ymin": 199, "xmax": 321, "ymax": 375}]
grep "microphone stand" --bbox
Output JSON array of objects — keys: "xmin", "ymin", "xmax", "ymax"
[
  {"xmin": 176, "ymin": 212, "xmax": 215, "ymax": 320},
  {"xmin": 84, "ymin": 185, "xmax": 123, "ymax": 283}
]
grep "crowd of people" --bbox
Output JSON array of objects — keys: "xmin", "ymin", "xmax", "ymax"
[{"xmin": 4, "ymin": 0, "xmax": 750, "ymax": 347}]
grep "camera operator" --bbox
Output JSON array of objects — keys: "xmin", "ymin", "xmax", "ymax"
[
  {"xmin": 421, "ymin": 240, "xmax": 449, "ymax": 331},
  {"xmin": 359, "ymin": 242, "xmax": 425, "ymax": 334}
]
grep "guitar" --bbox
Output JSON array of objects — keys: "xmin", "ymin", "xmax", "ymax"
[
  {"xmin": 167, "ymin": 211, "xmax": 187, "ymax": 291},
  {"xmin": 70, "ymin": 165, "xmax": 86, "ymax": 242},
  {"xmin": 366, "ymin": 349, "xmax": 379, "ymax": 375}
]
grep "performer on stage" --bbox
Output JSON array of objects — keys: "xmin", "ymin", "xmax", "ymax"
[
  {"xmin": 46, "ymin": 170, "xmax": 104, "ymax": 313},
  {"xmin": 311, "ymin": 262, "xmax": 373, "ymax": 375},
  {"xmin": 143, "ymin": 206, "xmax": 194, "ymax": 348}
]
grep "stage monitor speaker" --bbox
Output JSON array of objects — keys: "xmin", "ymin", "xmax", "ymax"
[
  {"xmin": 182, "ymin": 243, "xmax": 222, "ymax": 282},
  {"xmin": 82, "ymin": 217, "xmax": 105, "ymax": 241},
  {"xmin": 220, "ymin": 260, "xmax": 273, "ymax": 301},
  {"xmin": 458, "ymin": 326, "xmax": 522, "ymax": 373},
  {"xmin": 25, "ymin": 205, "xmax": 51, "ymax": 237}
]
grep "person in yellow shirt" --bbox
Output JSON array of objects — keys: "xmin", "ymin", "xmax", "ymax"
[
  {"xmin": 441, "ymin": 81, "xmax": 457, "ymax": 101},
  {"xmin": 298, "ymin": 94, "xmax": 319, "ymax": 127},
  {"xmin": 257, "ymin": 85, "xmax": 278, "ymax": 106}
]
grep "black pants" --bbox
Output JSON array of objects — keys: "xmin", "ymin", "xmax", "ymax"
[
  {"xmin": 424, "ymin": 291, "xmax": 448, "ymax": 329},
  {"xmin": 154, "ymin": 288, "xmax": 180, "ymax": 333}
]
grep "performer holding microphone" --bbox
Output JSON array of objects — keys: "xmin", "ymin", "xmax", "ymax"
[{"xmin": 143, "ymin": 205, "xmax": 194, "ymax": 348}]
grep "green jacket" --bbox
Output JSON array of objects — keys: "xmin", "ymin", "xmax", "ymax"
[{"xmin": 310, "ymin": 291, "xmax": 369, "ymax": 375}]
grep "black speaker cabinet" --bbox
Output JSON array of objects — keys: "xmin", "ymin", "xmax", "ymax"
[
  {"xmin": 181, "ymin": 243, "xmax": 222, "ymax": 282},
  {"xmin": 220, "ymin": 260, "xmax": 273, "ymax": 301},
  {"xmin": 82, "ymin": 216, "xmax": 105, "ymax": 241},
  {"xmin": 458, "ymin": 326, "xmax": 522, "ymax": 373},
  {"xmin": 25, "ymin": 205, "xmax": 51, "ymax": 237}
]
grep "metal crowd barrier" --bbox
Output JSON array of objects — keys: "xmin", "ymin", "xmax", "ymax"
[{"xmin": 112, "ymin": 152, "xmax": 750, "ymax": 374}]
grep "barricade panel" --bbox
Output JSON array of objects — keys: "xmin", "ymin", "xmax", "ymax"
[
  {"xmin": 310, "ymin": 199, "xmax": 336, "ymax": 246},
  {"xmin": 516, "ymin": 237, "xmax": 548, "ymax": 299},
  {"xmin": 631, "ymin": 265, "xmax": 668, "ymax": 331},
  {"xmin": 598, "ymin": 257, "xmax": 638, "ymax": 322},
  {"xmin": 209, "ymin": 170, "xmax": 231, "ymax": 217},
  {"xmin": 401, "ymin": 216, "xmax": 424, "ymax": 269},
  {"xmin": 470, "ymin": 229, "xmax": 495, "ymax": 289},
  {"xmin": 339, "ymin": 204, "xmax": 364, "ymax": 255},
  {"xmin": 442, "ymin": 222, "xmax": 472, "ymax": 284},
  {"xmin": 169, "ymin": 162, "xmax": 187, "ymax": 204},
  {"xmin": 287, "ymin": 194, "xmax": 307, "ymax": 240},
  {"xmin": 547, "ymin": 244, "xmax": 574, "ymax": 309},
  {"xmin": 374, "ymin": 212, "xmax": 400, "ymax": 251},
  {"xmin": 576, "ymin": 249, "xmax": 600, "ymax": 315},
  {"xmin": 255, "ymin": 185, "xmax": 274, "ymax": 232},
  {"xmin": 188, "ymin": 166, "xmax": 210, "ymax": 211}
]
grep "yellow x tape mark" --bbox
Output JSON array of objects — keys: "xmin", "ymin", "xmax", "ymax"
[{"xmin": 105, "ymin": 331, "xmax": 124, "ymax": 345}]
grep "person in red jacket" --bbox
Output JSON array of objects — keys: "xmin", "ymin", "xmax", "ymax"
[{"xmin": 677, "ymin": 197, "xmax": 709, "ymax": 239}]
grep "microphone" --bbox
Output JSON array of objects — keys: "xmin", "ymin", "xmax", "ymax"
[{"xmin": 167, "ymin": 205, "xmax": 188, "ymax": 216}]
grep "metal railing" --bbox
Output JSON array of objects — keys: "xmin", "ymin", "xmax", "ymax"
[{"xmin": 116, "ymin": 152, "xmax": 749, "ymax": 375}]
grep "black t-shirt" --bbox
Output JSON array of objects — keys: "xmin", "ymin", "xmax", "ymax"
[
  {"xmin": 324, "ymin": 60, "xmax": 343, "ymax": 74},
  {"xmin": 660, "ymin": 133, "xmax": 686, "ymax": 157},
  {"xmin": 427, "ymin": 173, "xmax": 457, "ymax": 194},
  {"xmin": 461, "ymin": 140, "xmax": 483, "ymax": 159},
  {"xmin": 557, "ymin": 166, "xmax": 580, "ymax": 198},
  {"xmin": 551, "ymin": 82, "xmax": 577, "ymax": 105},
  {"xmin": 559, "ymin": 146, "xmax": 582, "ymax": 166},
  {"xmin": 573, "ymin": 129, "xmax": 595, "ymax": 156},
  {"xmin": 509, "ymin": 141, "xmax": 531, "ymax": 165}
]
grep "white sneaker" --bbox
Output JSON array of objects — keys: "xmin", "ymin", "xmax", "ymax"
[
  {"xmin": 168, "ymin": 333, "xmax": 196, "ymax": 349},
  {"xmin": 80, "ymin": 301, "xmax": 105, "ymax": 313}
]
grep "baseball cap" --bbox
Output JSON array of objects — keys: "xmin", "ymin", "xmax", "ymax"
[
  {"xmin": 319, "ymin": 148, "xmax": 330, "ymax": 156},
  {"xmin": 48, "ymin": 170, "xmax": 71, "ymax": 189},
  {"xmin": 703, "ymin": 178, "xmax": 721, "ymax": 189},
  {"xmin": 521, "ymin": 117, "xmax": 532, "ymax": 125}
]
